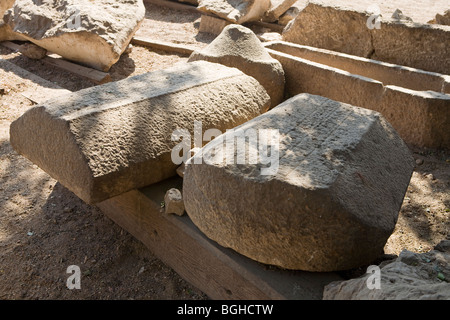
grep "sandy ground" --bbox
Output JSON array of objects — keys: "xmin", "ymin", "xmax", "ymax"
[{"xmin": 0, "ymin": 1, "xmax": 449, "ymax": 300}]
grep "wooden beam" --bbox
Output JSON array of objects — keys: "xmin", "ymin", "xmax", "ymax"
[
  {"xmin": 245, "ymin": 20, "xmax": 285, "ymax": 33},
  {"xmin": 143, "ymin": 0, "xmax": 201, "ymax": 13},
  {"xmin": 131, "ymin": 36, "xmax": 196, "ymax": 56},
  {"xmin": 44, "ymin": 53, "xmax": 111, "ymax": 84},
  {"xmin": 1, "ymin": 41, "xmax": 111, "ymax": 84},
  {"xmin": 97, "ymin": 176, "xmax": 342, "ymax": 300}
]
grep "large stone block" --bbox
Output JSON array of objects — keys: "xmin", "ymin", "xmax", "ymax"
[
  {"xmin": 197, "ymin": 0, "xmax": 271, "ymax": 24},
  {"xmin": 189, "ymin": 24, "xmax": 285, "ymax": 108},
  {"xmin": 2, "ymin": 0, "xmax": 145, "ymax": 71},
  {"xmin": 183, "ymin": 93, "xmax": 414, "ymax": 272},
  {"xmin": 265, "ymin": 45, "xmax": 450, "ymax": 149},
  {"xmin": 282, "ymin": 1, "xmax": 450, "ymax": 74},
  {"xmin": 10, "ymin": 61, "xmax": 270, "ymax": 204}
]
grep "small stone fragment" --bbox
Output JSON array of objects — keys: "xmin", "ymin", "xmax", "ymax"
[{"xmin": 164, "ymin": 188, "xmax": 185, "ymax": 216}]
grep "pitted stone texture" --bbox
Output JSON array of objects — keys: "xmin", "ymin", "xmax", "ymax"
[
  {"xmin": 189, "ymin": 24, "xmax": 285, "ymax": 108},
  {"xmin": 197, "ymin": 0, "xmax": 271, "ymax": 24},
  {"xmin": 2, "ymin": 0, "xmax": 145, "ymax": 71},
  {"xmin": 324, "ymin": 240, "xmax": 450, "ymax": 300},
  {"xmin": 10, "ymin": 61, "xmax": 270, "ymax": 204},
  {"xmin": 282, "ymin": 1, "xmax": 450, "ymax": 74},
  {"xmin": 183, "ymin": 93, "xmax": 414, "ymax": 272}
]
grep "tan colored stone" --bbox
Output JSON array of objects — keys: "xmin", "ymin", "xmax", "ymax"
[
  {"xmin": 197, "ymin": 0, "xmax": 271, "ymax": 24},
  {"xmin": 10, "ymin": 61, "xmax": 270, "ymax": 204},
  {"xmin": 19, "ymin": 43, "xmax": 47, "ymax": 60},
  {"xmin": 2, "ymin": 0, "xmax": 145, "ymax": 71},
  {"xmin": 278, "ymin": 6, "xmax": 300, "ymax": 26},
  {"xmin": 263, "ymin": 0, "xmax": 298, "ymax": 22},
  {"xmin": 266, "ymin": 42, "xmax": 450, "ymax": 148},
  {"xmin": 183, "ymin": 93, "xmax": 414, "ymax": 272},
  {"xmin": 189, "ymin": 24, "xmax": 285, "ymax": 108},
  {"xmin": 282, "ymin": 1, "xmax": 450, "ymax": 74},
  {"xmin": 198, "ymin": 14, "xmax": 232, "ymax": 35},
  {"xmin": 164, "ymin": 188, "xmax": 185, "ymax": 216}
]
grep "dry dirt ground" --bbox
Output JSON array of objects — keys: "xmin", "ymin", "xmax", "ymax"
[{"xmin": 0, "ymin": 2, "xmax": 449, "ymax": 300}]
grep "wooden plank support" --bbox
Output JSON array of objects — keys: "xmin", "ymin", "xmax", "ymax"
[
  {"xmin": 97, "ymin": 176, "xmax": 343, "ymax": 300},
  {"xmin": 131, "ymin": 36, "xmax": 196, "ymax": 56},
  {"xmin": 143, "ymin": 0, "xmax": 201, "ymax": 13},
  {"xmin": 1, "ymin": 41, "xmax": 111, "ymax": 84}
]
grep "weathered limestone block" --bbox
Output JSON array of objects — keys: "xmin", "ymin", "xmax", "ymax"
[
  {"xmin": 183, "ymin": 93, "xmax": 414, "ymax": 272},
  {"xmin": 19, "ymin": 43, "xmax": 47, "ymax": 60},
  {"xmin": 429, "ymin": 10, "xmax": 450, "ymax": 25},
  {"xmin": 323, "ymin": 240, "xmax": 450, "ymax": 300},
  {"xmin": 283, "ymin": 2, "xmax": 374, "ymax": 57},
  {"xmin": 197, "ymin": 0, "xmax": 271, "ymax": 24},
  {"xmin": 10, "ymin": 61, "xmax": 270, "ymax": 204},
  {"xmin": 2, "ymin": 0, "xmax": 145, "ymax": 71},
  {"xmin": 189, "ymin": 24, "xmax": 285, "ymax": 107},
  {"xmin": 282, "ymin": 1, "xmax": 450, "ymax": 74},
  {"xmin": 370, "ymin": 22, "xmax": 450, "ymax": 75},
  {"xmin": 265, "ymin": 43, "xmax": 450, "ymax": 149}
]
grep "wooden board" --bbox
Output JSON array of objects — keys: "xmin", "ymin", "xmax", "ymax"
[
  {"xmin": 97, "ymin": 176, "xmax": 343, "ymax": 300},
  {"xmin": 1, "ymin": 41, "xmax": 111, "ymax": 84},
  {"xmin": 131, "ymin": 37, "xmax": 195, "ymax": 56},
  {"xmin": 143, "ymin": 0, "xmax": 201, "ymax": 13}
]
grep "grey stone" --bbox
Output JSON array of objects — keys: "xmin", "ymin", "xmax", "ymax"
[
  {"xmin": 323, "ymin": 240, "xmax": 450, "ymax": 300},
  {"xmin": 183, "ymin": 93, "xmax": 414, "ymax": 271},
  {"xmin": 164, "ymin": 188, "xmax": 185, "ymax": 216},
  {"xmin": 189, "ymin": 24, "xmax": 285, "ymax": 108},
  {"xmin": 10, "ymin": 61, "xmax": 270, "ymax": 204},
  {"xmin": 263, "ymin": 0, "xmax": 298, "ymax": 22}
]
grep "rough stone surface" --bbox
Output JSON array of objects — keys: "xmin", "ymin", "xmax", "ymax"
[
  {"xmin": 197, "ymin": 0, "xmax": 271, "ymax": 24},
  {"xmin": 265, "ymin": 42, "xmax": 450, "ymax": 149},
  {"xmin": 278, "ymin": 6, "xmax": 300, "ymax": 26},
  {"xmin": 283, "ymin": 2, "xmax": 374, "ymax": 57},
  {"xmin": 189, "ymin": 24, "xmax": 285, "ymax": 107},
  {"xmin": 263, "ymin": 0, "xmax": 298, "ymax": 22},
  {"xmin": 282, "ymin": 1, "xmax": 450, "ymax": 74},
  {"xmin": 183, "ymin": 93, "xmax": 414, "ymax": 272},
  {"xmin": 198, "ymin": 14, "xmax": 232, "ymax": 35},
  {"xmin": 0, "ymin": 0, "xmax": 14, "ymax": 18},
  {"xmin": 429, "ymin": 10, "xmax": 450, "ymax": 25},
  {"xmin": 10, "ymin": 61, "xmax": 270, "ymax": 204},
  {"xmin": 164, "ymin": 188, "xmax": 185, "ymax": 216},
  {"xmin": 2, "ymin": 0, "xmax": 145, "ymax": 71},
  {"xmin": 323, "ymin": 240, "xmax": 450, "ymax": 300},
  {"xmin": 19, "ymin": 43, "xmax": 47, "ymax": 60}
]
